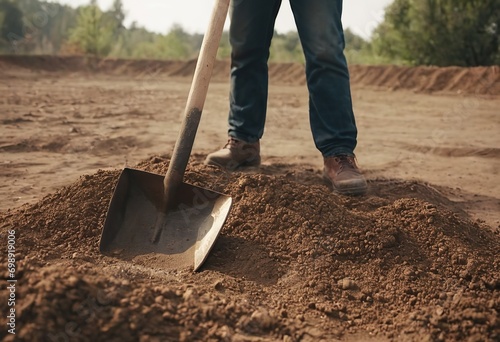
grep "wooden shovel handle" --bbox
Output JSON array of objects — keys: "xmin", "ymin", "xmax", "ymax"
[{"xmin": 162, "ymin": 0, "xmax": 230, "ymax": 204}]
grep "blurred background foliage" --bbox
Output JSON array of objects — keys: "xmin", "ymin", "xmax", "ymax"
[{"xmin": 0, "ymin": 0, "xmax": 498, "ymax": 66}]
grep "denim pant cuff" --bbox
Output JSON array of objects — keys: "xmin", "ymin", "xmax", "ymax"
[
  {"xmin": 322, "ymin": 148, "xmax": 355, "ymax": 158},
  {"xmin": 228, "ymin": 131, "xmax": 259, "ymax": 144}
]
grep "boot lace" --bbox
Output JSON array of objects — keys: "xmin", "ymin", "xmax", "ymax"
[
  {"xmin": 224, "ymin": 138, "xmax": 241, "ymax": 149},
  {"xmin": 333, "ymin": 155, "xmax": 356, "ymax": 172}
]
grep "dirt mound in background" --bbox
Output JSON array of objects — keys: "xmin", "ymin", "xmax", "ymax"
[
  {"xmin": 1, "ymin": 156, "xmax": 499, "ymax": 341},
  {"xmin": 1, "ymin": 55, "xmax": 498, "ymax": 95},
  {"xmin": 349, "ymin": 65, "xmax": 499, "ymax": 95},
  {"xmin": 0, "ymin": 55, "xmax": 195, "ymax": 79}
]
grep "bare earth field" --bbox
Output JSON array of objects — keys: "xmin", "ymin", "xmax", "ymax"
[{"xmin": 0, "ymin": 57, "xmax": 499, "ymax": 341}]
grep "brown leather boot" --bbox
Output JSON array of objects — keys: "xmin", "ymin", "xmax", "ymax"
[
  {"xmin": 204, "ymin": 137, "xmax": 261, "ymax": 170},
  {"xmin": 323, "ymin": 155, "xmax": 367, "ymax": 195}
]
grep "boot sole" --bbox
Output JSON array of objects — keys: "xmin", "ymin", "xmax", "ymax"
[
  {"xmin": 322, "ymin": 174, "xmax": 368, "ymax": 196},
  {"xmin": 204, "ymin": 157, "xmax": 261, "ymax": 170}
]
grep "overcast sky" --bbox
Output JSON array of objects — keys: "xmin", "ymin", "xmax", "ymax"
[{"xmin": 50, "ymin": 0, "xmax": 394, "ymax": 39}]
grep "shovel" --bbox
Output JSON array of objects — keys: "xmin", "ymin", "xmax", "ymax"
[{"xmin": 99, "ymin": 0, "xmax": 232, "ymax": 271}]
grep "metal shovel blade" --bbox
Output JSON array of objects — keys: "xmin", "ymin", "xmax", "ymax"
[{"xmin": 99, "ymin": 168, "xmax": 232, "ymax": 271}]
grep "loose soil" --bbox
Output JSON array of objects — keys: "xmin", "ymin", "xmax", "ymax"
[{"xmin": 0, "ymin": 56, "xmax": 499, "ymax": 341}]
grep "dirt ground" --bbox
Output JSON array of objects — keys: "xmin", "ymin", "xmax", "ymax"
[{"xmin": 0, "ymin": 57, "xmax": 499, "ymax": 341}]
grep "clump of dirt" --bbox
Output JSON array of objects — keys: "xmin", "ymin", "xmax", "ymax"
[
  {"xmin": 1, "ymin": 55, "xmax": 498, "ymax": 95},
  {"xmin": 1, "ymin": 156, "xmax": 499, "ymax": 341}
]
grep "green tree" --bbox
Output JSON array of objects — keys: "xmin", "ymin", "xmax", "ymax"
[
  {"xmin": 9, "ymin": 0, "xmax": 76, "ymax": 54},
  {"xmin": 122, "ymin": 24, "xmax": 196, "ymax": 60},
  {"xmin": 217, "ymin": 30, "xmax": 230, "ymax": 59},
  {"xmin": 108, "ymin": 0, "xmax": 125, "ymax": 30},
  {"xmin": 69, "ymin": 1, "xmax": 113, "ymax": 56},
  {"xmin": 344, "ymin": 28, "xmax": 368, "ymax": 51},
  {"xmin": 343, "ymin": 28, "xmax": 374, "ymax": 64},
  {"xmin": 270, "ymin": 31, "xmax": 304, "ymax": 63},
  {"xmin": 156, "ymin": 24, "xmax": 194, "ymax": 59},
  {"xmin": 0, "ymin": 0, "xmax": 23, "ymax": 52},
  {"xmin": 373, "ymin": 0, "xmax": 500, "ymax": 66},
  {"xmin": 111, "ymin": 22, "xmax": 155, "ymax": 58},
  {"xmin": 165, "ymin": 24, "xmax": 190, "ymax": 57},
  {"xmin": 104, "ymin": 0, "xmax": 126, "ymax": 56}
]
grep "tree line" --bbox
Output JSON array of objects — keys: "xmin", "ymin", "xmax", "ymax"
[{"xmin": 0, "ymin": 0, "xmax": 498, "ymax": 66}]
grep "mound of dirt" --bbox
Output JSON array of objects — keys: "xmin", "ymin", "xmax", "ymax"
[
  {"xmin": 1, "ymin": 156, "xmax": 498, "ymax": 341},
  {"xmin": 0, "ymin": 55, "xmax": 498, "ymax": 95},
  {"xmin": 349, "ymin": 65, "xmax": 499, "ymax": 95}
]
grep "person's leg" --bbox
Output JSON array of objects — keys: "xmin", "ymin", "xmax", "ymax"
[
  {"xmin": 289, "ymin": 0, "xmax": 357, "ymax": 157},
  {"xmin": 205, "ymin": 0, "xmax": 281, "ymax": 169},
  {"xmin": 228, "ymin": 0, "xmax": 282, "ymax": 143},
  {"xmin": 290, "ymin": 0, "xmax": 366, "ymax": 195}
]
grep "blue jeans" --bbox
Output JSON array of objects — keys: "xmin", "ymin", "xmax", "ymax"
[{"xmin": 228, "ymin": 0, "xmax": 357, "ymax": 157}]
